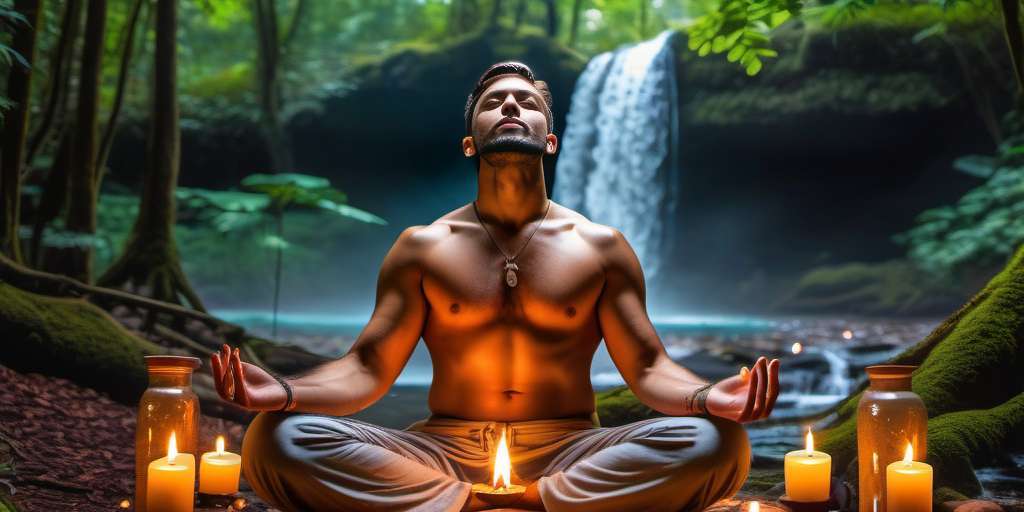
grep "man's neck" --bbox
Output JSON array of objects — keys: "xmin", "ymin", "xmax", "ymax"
[{"xmin": 475, "ymin": 152, "xmax": 548, "ymax": 228}]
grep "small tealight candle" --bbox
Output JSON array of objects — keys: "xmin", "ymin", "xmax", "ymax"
[
  {"xmin": 472, "ymin": 429, "xmax": 525, "ymax": 506},
  {"xmin": 199, "ymin": 436, "xmax": 242, "ymax": 495},
  {"xmin": 886, "ymin": 442, "xmax": 932, "ymax": 512},
  {"xmin": 784, "ymin": 429, "xmax": 831, "ymax": 502},
  {"xmin": 147, "ymin": 432, "xmax": 196, "ymax": 512}
]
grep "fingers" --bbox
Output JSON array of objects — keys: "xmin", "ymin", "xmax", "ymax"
[
  {"xmin": 231, "ymin": 347, "xmax": 248, "ymax": 406},
  {"xmin": 751, "ymin": 357, "xmax": 768, "ymax": 420},
  {"xmin": 221, "ymin": 344, "xmax": 235, "ymax": 398},
  {"xmin": 739, "ymin": 364, "xmax": 757, "ymax": 422},
  {"xmin": 763, "ymin": 358, "xmax": 780, "ymax": 419},
  {"xmin": 211, "ymin": 351, "xmax": 225, "ymax": 398}
]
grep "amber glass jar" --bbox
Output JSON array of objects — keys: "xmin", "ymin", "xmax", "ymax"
[
  {"xmin": 135, "ymin": 356, "xmax": 201, "ymax": 512},
  {"xmin": 856, "ymin": 365, "xmax": 928, "ymax": 512}
]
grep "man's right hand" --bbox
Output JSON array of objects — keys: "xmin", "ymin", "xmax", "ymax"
[{"xmin": 211, "ymin": 344, "xmax": 289, "ymax": 411}]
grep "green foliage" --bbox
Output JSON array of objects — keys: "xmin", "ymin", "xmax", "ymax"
[
  {"xmin": 686, "ymin": 0, "xmax": 798, "ymax": 75},
  {"xmin": 239, "ymin": 172, "xmax": 386, "ymax": 224},
  {"xmin": 895, "ymin": 139, "xmax": 1024, "ymax": 280}
]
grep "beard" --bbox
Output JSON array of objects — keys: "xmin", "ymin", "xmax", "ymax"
[{"xmin": 478, "ymin": 133, "xmax": 546, "ymax": 156}]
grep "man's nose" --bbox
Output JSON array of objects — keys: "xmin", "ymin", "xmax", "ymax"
[{"xmin": 501, "ymin": 93, "xmax": 520, "ymax": 117}]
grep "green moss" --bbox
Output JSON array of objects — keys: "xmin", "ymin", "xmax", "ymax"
[
  {"xmin": 742, "ymin": 468, "xmax": 786, "ymax": 493},
  {"xmin": 818, "ymin": 245, "xmax": 1024, "ymax": 497},
  {"xmin": 182, "ymin": 62, "xmax": 254, "ymax": 100},
  {"xmin": 690, "ymin": 70, "xmax": 950, "ymax": 125},
  {"xmin": 0, "ymin": 282, "xmax": 161, "ymax": 403},
  {"xmin": 595, "ymin": 385, "xmax": 660, "ymax": 427},
  {"xmin": 776, "ymin": 259, "xmax": 963, "ymax": 316},
  {"xmin": 925, "ymin": 392, "xmax": 1024, "ymax": 496}
]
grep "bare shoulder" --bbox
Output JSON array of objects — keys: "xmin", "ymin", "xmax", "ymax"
[
  {"xmin": 392, "ymin": 204, "xmax": 474, "ymax": 251},
  {"xmin": 550, "ymin": 202, "xmax": 628, "ymax": 253}
]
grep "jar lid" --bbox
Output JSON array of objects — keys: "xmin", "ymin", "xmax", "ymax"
[
  {"xmin": 865, "ymin": 364, "xmax": 916, "ymax": 378},
  {"xmin": 145, "ymin": 355, "xmax": 202, "ymax": 369}
]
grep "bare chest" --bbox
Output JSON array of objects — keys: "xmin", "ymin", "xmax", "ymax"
[{"xmin": 421, "ymin": 233, "xmax": 605, "ymax": 330}]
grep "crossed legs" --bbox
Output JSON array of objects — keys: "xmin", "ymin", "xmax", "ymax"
[{"xmin": 242, "ymin": 413, "xmax": 750, "ymax": 512}]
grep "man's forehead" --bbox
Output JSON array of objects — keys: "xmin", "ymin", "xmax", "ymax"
[{"xmin": 479, "ymin": 74, "xmax": 541, "ymax": 98}]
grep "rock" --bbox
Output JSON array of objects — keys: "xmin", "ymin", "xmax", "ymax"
[{"xmin": 941, "ymin": 500, "xmax": 1006, "ymax": 512}]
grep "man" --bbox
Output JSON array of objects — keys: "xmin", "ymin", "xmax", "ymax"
[{"xmin": 212, "ymin": 61, "xmax": 781, "ymax": 512}]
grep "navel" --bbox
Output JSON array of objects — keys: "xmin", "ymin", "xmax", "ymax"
[
  {"xmin": 566, "ymin": 306, "xmax": 577, "ymax": 318},
  {"xmin": 450, "ymin": 303, "xmax": 461, "ymax": 314}
]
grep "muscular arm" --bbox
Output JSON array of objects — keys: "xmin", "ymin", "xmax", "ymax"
[
  {"xmin": 596, "ymin": 229, "xmax": 709, "ymax": 417},
  {"xmin": 284, "ymin": 226, "xmax": 429, "ymax": 416}
]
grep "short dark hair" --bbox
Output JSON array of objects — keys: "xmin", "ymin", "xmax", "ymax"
[{"xmin": 464, "ymin": 61, "xmax": 554, "ymax": 136}]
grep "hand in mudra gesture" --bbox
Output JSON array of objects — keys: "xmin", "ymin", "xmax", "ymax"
[
  {"xmin": 211, "ymin": 344, "xmax": 288, "ymax": 411},
  {"xmin": 706, "ymin": 356, "xmax": 780, "ymax": 423}
]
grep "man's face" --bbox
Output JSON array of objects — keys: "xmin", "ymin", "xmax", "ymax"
[{"xmin": 463, "ymin": 75, "xmax": 557, "ymax": 164}]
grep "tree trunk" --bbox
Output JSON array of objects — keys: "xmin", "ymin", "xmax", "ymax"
[
  {"xmin": 0, "ymin": 0, "xmax": 43, "ymax": 264},
  {"xmin": 96, "ymin": 0, "xmax": 145, "ymax": 183},
  {"xmin": 62, "ymin": 0, "xmax": 106, "ymax": 283},
  {"xmin": 488, "ymin": 0, "xmax": 503, "ymax": 28},
  {"xmin": 98, "ymin": 0, "xmax": 205, "ymax": 312},
  {"xmin": 999, "ymin": 0, "xmax": 1024, "ymax": 105},
  {"xmin": 567, "ymin": 0, "xmax": 582, "ymax": 48},
  {"xmin": 25, "ymin": 0, "xmax": 80, "ymax": 169},
  {"xmin": 543, "ymin": 0, "xmax": 557, "ymax": 37},
  {"xmin": 30, "ymin": 130, "xmax": 72, "ymax": 267},
  {"xmin": 252, "ymin": 0, "xmax": 295, "ymax": 172}
]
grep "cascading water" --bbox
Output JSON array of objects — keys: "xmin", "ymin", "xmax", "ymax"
[{"xmin": 553, "ymin": 30, "xmax": 681, "ymax": 283}]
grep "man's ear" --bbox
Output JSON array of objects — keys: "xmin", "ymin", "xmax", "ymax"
[
  {"xmin": 545, "ymin": 133, "xmax": 558, "ymax": 155},
  {"xmin": 462, "ymin": 136, "xmax": 476, "ymax": 157}
]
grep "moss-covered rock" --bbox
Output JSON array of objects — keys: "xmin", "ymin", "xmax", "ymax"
[
  {"xmin": 775, "ymin": 259, "xmax": 965, "ymax": 316},
  {"xmin": 0, "ymin": 282, "xmax": 161, "ymax": 403},
  {"xmin": 595, "ymin": 385, "xmax": 660, "ymax": 427},
  {"xmin": 817, "ymin": 245, "xmax": 1024, "ymax": 497}
]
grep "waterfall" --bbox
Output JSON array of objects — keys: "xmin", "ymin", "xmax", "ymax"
[{"xmin": 553, "ymin": 30, "xmax": 682, "ymax": 282}]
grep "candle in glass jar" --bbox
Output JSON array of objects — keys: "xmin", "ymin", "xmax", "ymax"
[
  {"xmin": 199, "ymin": 436, "xmax": 241, "ymax": 495},
  {"xmin": 784, "ymin": 429, "xmax": 831, "ymax": 502},
  {"xmin": 886, "ymin": 442, "xmax": 931, "ymax": 512},
  {"xmin": 147, "ymin": 432, "xmax": 196, "ymax": 512}
]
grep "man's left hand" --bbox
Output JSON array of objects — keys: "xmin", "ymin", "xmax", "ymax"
[{"xmin": 705, "ymin": 356, "xmax": 780, "ymax": 423}]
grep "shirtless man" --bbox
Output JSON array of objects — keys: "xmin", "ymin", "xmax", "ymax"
[{"xmin": 212, "ymin": 61, "xmax": 780, "ymax": 512}]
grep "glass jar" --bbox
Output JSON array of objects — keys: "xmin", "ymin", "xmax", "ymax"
[
  {"xmin": 135, "ymin": 355, "xmax": 201, "ymax": 512},
  {"xmin": 856, "ymin": 365, "xmax": 928, "ymax": 512}
]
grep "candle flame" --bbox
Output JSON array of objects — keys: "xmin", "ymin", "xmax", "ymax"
[
  {"xmin": 492, "ymin": 429, "xmax": 512, "ymax": 489},
  {"xmin": 791, "ymin": 342, "xmax": 803, "ymax": 354},
  {"xmin": 903, "ymin": 442, "xmax": 914, "ymax": 464},
  {"xmin": 167, "ymin": 431, "xmax": 178, "ymax": 465},
  {"xmin": 749, "ymin": 501, "xmax": 760, "ymax": 512},
  {"xmin": 842, "ymin": 329, "xmax": 854, "ymax": 340},
  {"xmin": 216, "ymin": 435, "xmax": 225, "ymax": 455},
  {"xmin": 805, "ymin": 429, "xmax": 814, "ymax": 452}
]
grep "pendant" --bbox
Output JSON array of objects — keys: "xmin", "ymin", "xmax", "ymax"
[{"xmin": 504, "ymin": 260, "xmax": 519, "ymax": 288}]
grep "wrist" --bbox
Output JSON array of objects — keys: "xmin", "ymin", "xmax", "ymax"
[
  {"xmin": 691, "ymin": 383, "xmax": 713, "ymax": 416},
  {"xmin": 270, "ymin": 372, "xmax": 295, "ymax": 412}
]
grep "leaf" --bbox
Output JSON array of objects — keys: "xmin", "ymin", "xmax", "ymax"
[
  {"xmin": 241, "ymin": 172, "xmax": 332, "ymax": 190},
  {"xmin": 745, "ymin": 57, "xmax": 763, "ymax": 76},
  {"xmin": 952, "ymin": 155, "xmax": 996, "ymax": 178},
  {"xmin": 912, "ymin": 22, "xmax": 946, "ymax": 44},
  {"xmin": 727, "ymin": 45, "xmax": 747, "ymax": 62},
  {"xmin": 316, "ymin": 199, "xmax": 388, "ymax": 225}
]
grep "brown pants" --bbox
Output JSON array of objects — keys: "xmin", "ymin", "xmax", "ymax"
[{"xmin": 242, "ymin": 412, "xmax": 751, "ymax": 512}]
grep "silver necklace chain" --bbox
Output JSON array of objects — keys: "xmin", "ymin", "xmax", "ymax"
[{"xmin": 472, "ymin": 199, "xmax": 552, "ymax": 287}]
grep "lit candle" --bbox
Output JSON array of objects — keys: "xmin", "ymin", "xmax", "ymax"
[
  {"xmin": 886, "ymin": 442, "xmax": 931, "ymax": 512},
  {"xmin": 147, "ymin": 432, "xmax": 196, "ymax": 512},
  {"xmin": 199, "ymin": 436, "xmax": 242, "ymax": 495},
  {"xmin": 784, "ymin": 429, "xmax": 831, "ymax": 502},
  {"xmin": 749, "ymin": 502, "xmax": 760, "ymax": 512},
  {"xmin": 471, "ymin": 429, "xmax": 526, "ymax": 506}
]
